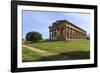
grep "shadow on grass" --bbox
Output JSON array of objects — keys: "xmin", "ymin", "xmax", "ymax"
[{"xmin": 36, "ymin": 51, "xmax": 90, "ymax": 61}]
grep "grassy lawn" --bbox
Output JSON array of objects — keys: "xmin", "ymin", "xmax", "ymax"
[
  {"xmin": 22, "ymin": 47, "xmax": 43, "ymax": 62},
  {"xmin": 24, "ymin": 40, "xmax": 90, "ymax": 53},
  {"xmin": 23, "ymin": 40, "xmax": 90, "ymax": 62}
]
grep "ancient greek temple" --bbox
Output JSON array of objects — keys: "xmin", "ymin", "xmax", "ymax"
[{"xmin": 49, "ymin": 20, "xmax": 86, "ymax": 40}]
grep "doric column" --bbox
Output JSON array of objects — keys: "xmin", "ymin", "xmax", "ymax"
[
  {"xmin": 67, "ymin": 27, "xmax": 69, "ymax": 39},
  {"xmin": 57, "ymin": 30, "xmax": 60, "ymax": 40},
  {"xmin": 52, "ymin": 31, "xmax": 54, "ymax": 40},
  {"xmin": 73, "ymin": 30, "xmax": 74, "ymax": 39},
  {"xmin": 52, "ymin": 30, "xmax": 53, "ymax": 40},
  {"xmin": 80, "ymin": 32, "xmax": 83, "ymax": 39},
  {"xmin": 54, "ymin": 30, "xmax": 56, "ymax": 40},
  {"xmin": 55, "ymin": 30, "xmax": 56, "ymax": 40},
  {"xmin": 75, "ymin": 31, "xmax": 77, "ymax": 39},
  {"xmin": 83, "ymin": 34, "xmax": 84, "ymax": 39},
  {"xmin": 82, "ymin": 33, "xmax": 83, "ymax": 39},
  {"xmin": 51, "ymin": 31, "xmax": 52, "ymax": 40},
  {"xmin": 71, "ymin": 29, "xmax": 72, "ymax": 39},
  {"xmin": 52, "ymin": 30, "xmax": 54, "ymax": 40},
  {"xmin": 74, "ymin": 30, "xmax": 76, "ymax": 39},
  {"xmin": 65, "ymin": 28, "xmax": 67, "ymax": 40},
  {"xmin": 55, "ymin": 29, "xmax": 57, "ymax": 40},
  {"xmin": 76, "ymin": 31, "xmax": 78, "ymax": 39},
  {"xmin": 69, "ymin": 28, "xmax": 71, "ymax": 40},
  {"xmin": 72, "ymin": 29, "xmax": 73, "ymax": 39},
  {"xmin": 63, "ymin": 29, "xmax": 64, "ymax": 40},
  {"xmin": 78, "ymin": 31, "xmax": 79, "ymax": 39},
  {"xmin": 82, "ymin": 33, "xmax": 84, "ymax": 39},
  {"xmin": 57, "ymin": 29, "xmax": 59, "ymax": 40},
  {"xmin": 71, "ymin": 29, "xmax": 73, "ymax": 39},
  {"xmin": 74, "ymin": 30, "xmax": 75, "ymax": 39},
  {"xmin": 77, "ymin": 31, "xmax": 78, "ymax": 39},
  {"xmin": 80, "ymin": 33, "xmax": 81, "ymax": 39},
  {"xmin": 64, "ymin": 29, "xmax": 66, "ymax": 40},
  {"xmin": 80, "ymin": 32, "xmax": 81, "ymax": 39},
  {"xmin": 49, "ymin": 28, "xmax": 51, "ymax": 40},
  {"xmin": 51, "ymin": 30, "xmax": 53, "ymax": 40},
  {"xmin": 79, "ymin": 32, "xmax": 81, "ymax": 39},
  {"xmin": 51, "ymin": 29, "xmax": 52, "ymax": 40},
  {"xmin": 81, "ymin": 33, "xmax": 82, "ymax": 39},
  {"xmin": 73, "ymin": 30, "xmax": 75, "ymax": 39},
  {"xmin": 76, "ymin": 31, "xmax": 77, "ymax": 39},
  {"xmin": 49, "ymin": 31, "xmax": 51, "ymax": 40},
  {"xmin": 81, "ymin": 33, "xmax": 83, "ymax": 39},
  {"xmin": 69, "ymin": 28, "xmax": 71, "ymax": 39},
  {"xmin": 56, "ymin": 29, "xmax": 58, "ymax": 40},
  {"xmin": 70, "ymin": 28, "xmax": 72, "ymax": 39}
]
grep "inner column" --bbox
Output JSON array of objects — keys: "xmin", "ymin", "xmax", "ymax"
[
  {"xmin": 69, "ymin": 28, "xmax": 71, "ymax": 40},
  {"xmin": 67, "ymin": 27, "xmax": 69, "ymax": 40}
]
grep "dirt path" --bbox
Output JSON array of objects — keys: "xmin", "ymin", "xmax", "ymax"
[{"xmin": 23, "ymin": 45, "xmax": 56, "ymax": 56}]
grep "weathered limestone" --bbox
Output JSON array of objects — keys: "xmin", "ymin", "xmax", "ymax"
[{"xmin": 49, "ymin": 20, "xmax": 86, "ymax": 40}]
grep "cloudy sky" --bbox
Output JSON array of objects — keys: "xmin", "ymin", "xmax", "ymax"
[{"xmin": 22, "ymin": 10, "xmax": 90, "ymax": 39}]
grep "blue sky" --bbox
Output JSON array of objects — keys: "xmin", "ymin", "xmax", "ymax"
[{"xmin": 22, "ymin": 10, "xmax": 90, "ymax": 39}]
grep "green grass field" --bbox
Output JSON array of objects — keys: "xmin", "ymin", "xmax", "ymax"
[
  {"xmin": 22, "ymin": 40, "xmax": 90, "ymax": 62},
  {"xmin": 22, "ymin": 47, "xmax": 43, "ymax": 62}
]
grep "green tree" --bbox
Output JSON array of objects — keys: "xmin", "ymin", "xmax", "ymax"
[{"xmin": 26, "ymin": 31, "xmax": 42, "ymax": 42}]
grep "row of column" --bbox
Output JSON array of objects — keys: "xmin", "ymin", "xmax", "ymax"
[
  {"xmin": 49, "ymin": 29, "xmax": 60, "ymax": 40},
  {"xmin": 66, "ymin": 27, "xmax": 86, "ymax": 40},
  {"xmin": 49, "ymin": 27, "xmax": 86, "ymax": 40}
]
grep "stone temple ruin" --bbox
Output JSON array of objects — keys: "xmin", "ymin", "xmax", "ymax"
[{"xmin": 49, "ymin": 20, "xmax": 86, "ymax": 40}]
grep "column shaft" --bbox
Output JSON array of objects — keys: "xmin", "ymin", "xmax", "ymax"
[
  {"xmin": 67, "ymin": 27, "xmax": 69, "ymax": 39},
  {"xmin": 69, "ymin": 28, "xmax": 71, "ymax": 39},
  {"xmin": 72, "ymin": 29, "xmax": 73, "ymax": 39},
  {"xmin": 70, "ymin": 29, "xmax": 72, "ymax": 39},
  {"xmin": 65, "ymin": 28, "xmax": 67, "ymax": 40},
  {"xmin": 49, "ymin": 28, "xmax": 51, "ymax": 40},
  {"xmin": 73, "ymin": 30, "xmax": 74, "ymax": 39}
]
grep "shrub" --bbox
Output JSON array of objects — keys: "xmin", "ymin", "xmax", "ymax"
[{"xmin": 26, "ymin": 31, "xmax": 42, "ymax": 42}]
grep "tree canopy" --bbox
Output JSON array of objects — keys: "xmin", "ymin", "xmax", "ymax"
[{"xmin": 26, "ymin": 31, "xmax": 42, "ymax": 42}]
